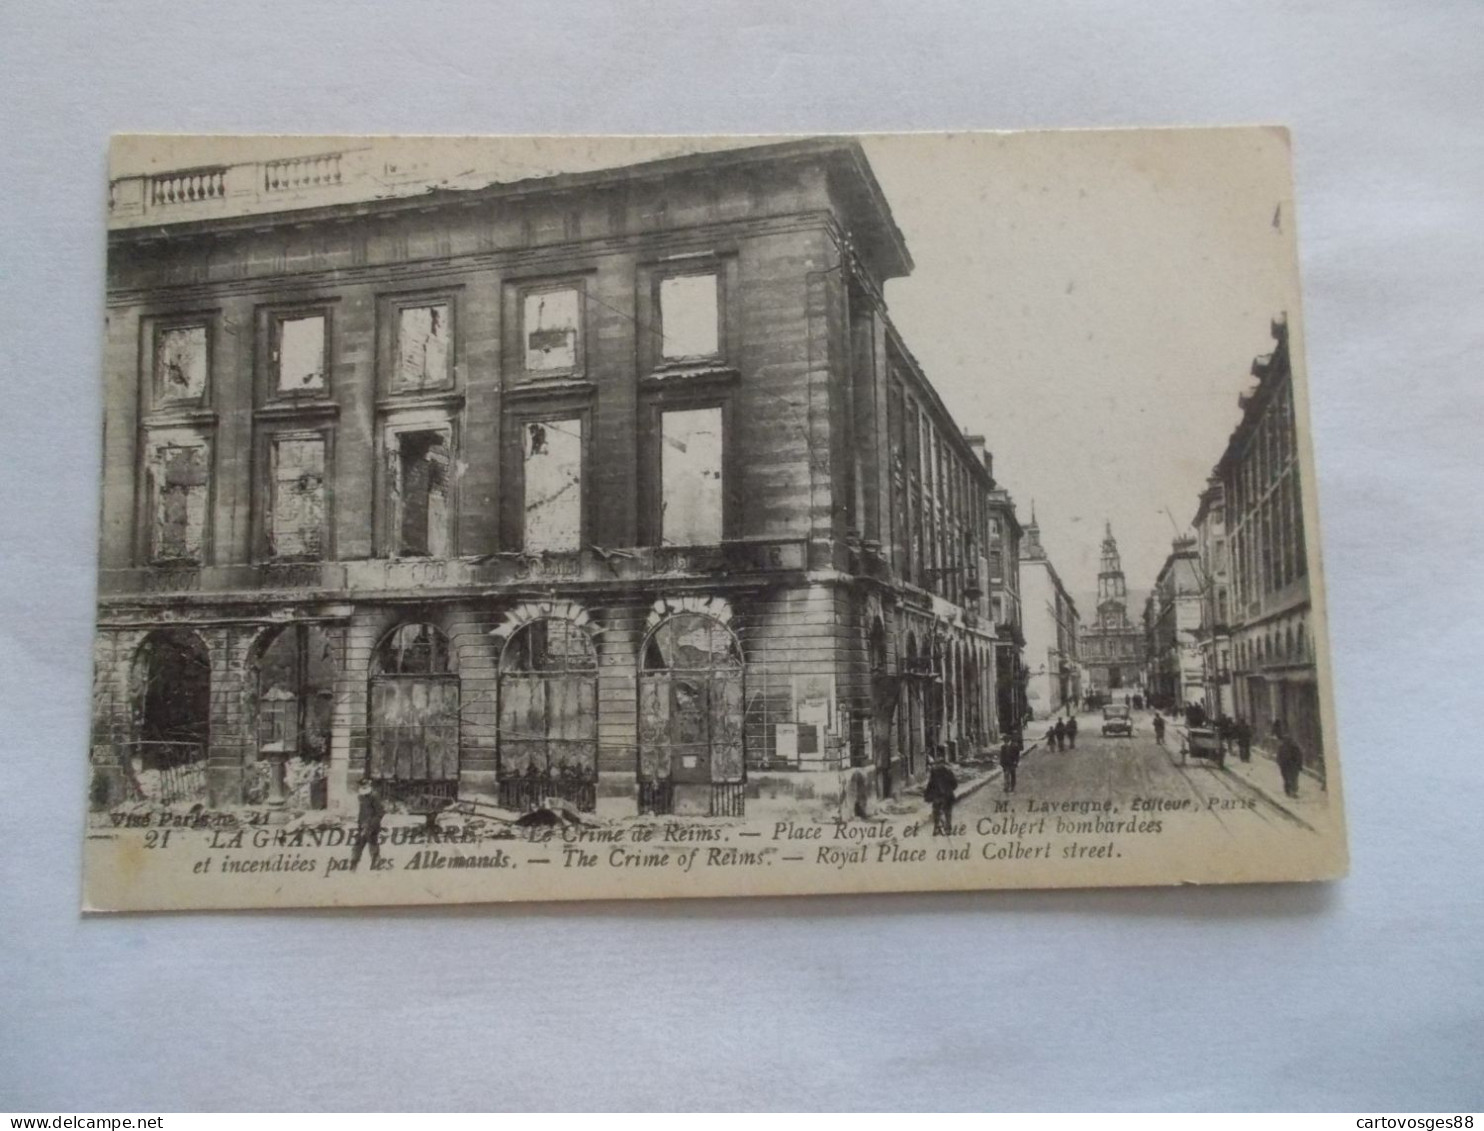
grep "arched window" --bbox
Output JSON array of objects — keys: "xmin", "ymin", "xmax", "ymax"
[
  {"xmin": 498, "ymin": 617, "xmax": 599, "ymax": 812},
  {"xmin": 375, "ymin": 621, "xmax": 449, "ymax": 674},
  {"xmin": 368, "ymin": 622, "xmax": 458, "ymax": 801},
  {"xmin": 638, "ymin": 612, "xmax": 744, "ymax": 816},
  {"xmin": 127, "ymin": 629, "xmax": 211, "ymax": 804}
]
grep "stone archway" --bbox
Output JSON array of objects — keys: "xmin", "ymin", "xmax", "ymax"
[
  {"xmin": 496, "ymin": 614, "xmax": 599, "ymax": 813},
  {"xmin": 638, "ymin": 609, "xmax": 745, "ymax": 817},
  {"xmin": 249, "ymin": 623, "xmax": 335, "ymax": 809},
  {"xmin": 368, "ymin": 622, "xmax": 460, "ymax": 804},
  {"xmin": 127, "ymin": 629, "xmax": 212, "ymax": 805}
]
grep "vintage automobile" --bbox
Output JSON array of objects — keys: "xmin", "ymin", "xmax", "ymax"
[{"xmin": 1101, "ymin": 703, "xmax": 1134, "ymax": 737}]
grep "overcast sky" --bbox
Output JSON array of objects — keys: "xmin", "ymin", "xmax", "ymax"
[
  {"xmin": 860, "ymin": 129, "xmax": 1301, "ymax": 603},
  {"xmin": 115, "ymin": 130, "xmax": 1303, "ymax": 596}
]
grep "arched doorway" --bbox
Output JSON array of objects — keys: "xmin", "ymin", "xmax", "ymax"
[
  {"xmin": 128, "ymin": 629, "xmax": 211, "ymax": 805},
  {"xmin": 368, "ymin": 622, "xmax": 459, "ymax": 805},
  {"xmin": 638, "ymin": 611, "xmax": 745, "ymax": 817},
  {"xmin": 251, "ymin": 623, "xmax": 334, "ymax": 809},
  {"xmin": 497, "ymin": 616, "xmax": 599, "ymax": 813}
]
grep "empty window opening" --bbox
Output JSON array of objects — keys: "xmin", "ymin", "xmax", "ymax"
[
  {"xmin": 661, "ymin": 407, "xmax": 723, "ymax": 546},
  {"xmin": 523, "ymin": 418, "xmax": 582, "ymax": 552},
  {"xmin": 275, "ymin": 314, "xmax": 326, "ymax": 393},
  {"xmin": 269, "ymin": 436, "xmax": 325, "ymax": 559},
  {"xmin": 395, "ymin": 304, "xmax": 450, "ymax": 391},
  {"xmin": 376, "ymin": 622, "xmax": 450, "ymax": 675},
  {"xmin": 156, "ymin": 325, "xmax": 207, "ymax": 402},
  {"xmin": 523, "ymin": 288, "xmax": 580, "ymax": 373},
  {"xmin": 151, "ymin": 442, "xmax": 208, "ymax": 563},
  {"xmin": 659, "ymin": 273, "xmax": 719, "ymax": 360},
  {"xmin": 392, "ymin": 430, "xmax": 450, "ymax": 557}
]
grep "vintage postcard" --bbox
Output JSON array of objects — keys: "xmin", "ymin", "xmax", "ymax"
[{"xmin": 85, "ymin": 129, "xmax": 1347, "ymax": 911}]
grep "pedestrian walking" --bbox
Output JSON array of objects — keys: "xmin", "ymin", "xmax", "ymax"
[
  {"xmin": 1152, "ymin": 712, "xmax": 1166, "ymax": 747},
  {"xmin": 1275, "ymin": 720, "xmax": 1304, "ymax": 798},
  {"xmin": 998, "ymin": 734, "xmax": 1022, "ymax": 793},
  {"xmin": 925, "ymin": 755, "xmax": 959, "ymax": 836},
  {"xmin": 1048, "ymin": 719, "xmax": 1062, "ymax": 752},
  {"xmin": 349, "ymin": 777, "xmax": 385, "ymax": 871},
  {"xmin": 1235, "ymin": 718, "xmax": 1253, "ymax": 763},
  {"xmin": 1066, "ymin": 716, "xmax": 1078, "ymax": 749}
]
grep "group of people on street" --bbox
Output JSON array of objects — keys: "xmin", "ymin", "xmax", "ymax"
[
  {"xmin": 349, "ymin": 707, "xmax": 1313, "ymax": 857},
  {"xmin": 1208, "ymin": 715, "xmax": 1254, "ymax": 763},
  {"xmin": 1044, "ymin": 716, "xmax": 1077, "ymax": 751}
]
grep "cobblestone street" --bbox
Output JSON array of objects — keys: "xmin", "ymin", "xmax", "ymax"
[{"xmin": 956, "ymin": 710, "xmax": 1320, "ymax": 833}]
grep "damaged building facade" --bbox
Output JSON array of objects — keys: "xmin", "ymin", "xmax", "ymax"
[{"xmin": 94, "ymin": 138, "xmax": 1014, "ymax": 819}]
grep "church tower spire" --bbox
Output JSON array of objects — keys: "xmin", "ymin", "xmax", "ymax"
[
  {"xmin": 1097, "ymin": 523, "xmax": 1128, "ymax": 627},
  {"xmin": 1022, "ymin": 501, "xmax": 1044, "ymax": 559}
]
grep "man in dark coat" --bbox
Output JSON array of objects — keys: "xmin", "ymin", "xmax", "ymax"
[
  {"xmin": 998, "ymin": 734, "xmax": 1022, "ymax": 793},
  {"xmin": 1235, "ymin": 718, "xmax": 1253, "ymax": 763},
  {"xmin": 1066, "ymin": 715, "xmax": 1078, "ymax": 749},
  {"xmin": 1275, "ymin": 721, "xmax": 1304, "ymax": 798},
  {"xmin": 1152, "ymin": 712, "xmax": 1166, "ymax": 747},
  {"xmin": 925, "ymin": 756, "xmax": 959, "ymax": 836},
  {"xmin": 350, "ymin": 777, "xmax": 386, "ymax": 871}
]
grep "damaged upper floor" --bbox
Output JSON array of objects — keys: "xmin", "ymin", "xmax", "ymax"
[{"xmin": 102, "ymin": 138, "xmax": 1020, "ymax": 620}]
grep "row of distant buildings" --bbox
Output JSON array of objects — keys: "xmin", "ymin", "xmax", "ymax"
[
  {"xmin": 1144, "ymin": 316, "xmax": 1325, "ymax": 776},
  {"xmin": 93, "ymin": 138, "xmax": 1090, "ymax": 820}
]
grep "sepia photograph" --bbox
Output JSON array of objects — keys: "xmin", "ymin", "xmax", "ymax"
[
  {"xmin": 6, "ymin": 0, "xmax": 1484, "ymax": 1115},
  {"xmin": 84, "ymin": 130, "xmax": 1347, "ymax": 910}
]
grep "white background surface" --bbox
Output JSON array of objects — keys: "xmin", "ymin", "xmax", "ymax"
[{"xmin": 1, "ymin": 0, "xmax": 1481, "ymax": 1113}]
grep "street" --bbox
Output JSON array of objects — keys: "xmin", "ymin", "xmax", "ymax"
[{"xmin": 958, "ymin": 710, "xmax": 1313, "ymax": 833}]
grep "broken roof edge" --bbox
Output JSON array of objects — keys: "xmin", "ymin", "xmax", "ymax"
[{"xmin": 107, "ymin": 134, "xmax": 914, "ymax": 281}]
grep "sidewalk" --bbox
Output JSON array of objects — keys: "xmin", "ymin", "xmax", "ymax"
[
  {"xmin": 876, "ymin": 740, "xmax": 1044, "ymax": 826},
  {"xmin": 1219, "ymin": 748, "xmax": 1329, "ymax": 828},
  {"xmin": 1173, "ymin": 724, "xmax": 1327, "ymax": 829}
]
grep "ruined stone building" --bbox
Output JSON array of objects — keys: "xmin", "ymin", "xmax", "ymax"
[{"xmin": 94, "ymin": 138, "xmax": 1011, "ymax": 819}]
